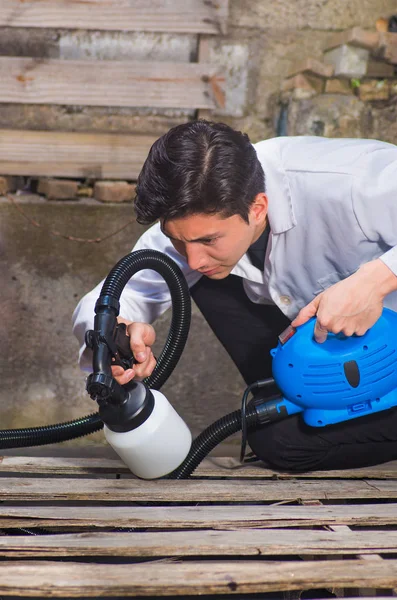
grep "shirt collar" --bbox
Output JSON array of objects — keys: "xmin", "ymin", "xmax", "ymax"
[
  {"xmin": 230, "ymin": 140, "xmax": 296, "ymax": 282},
  {"xmin": 253, "ymin": 139, "xmax": 296, "ymax": 235},
  {"xmin": 231, "ymin": 226, "xmax": 270, "ymax": 281}
]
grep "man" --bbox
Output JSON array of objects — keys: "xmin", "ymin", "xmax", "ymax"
[{"xmin": 73, "ymin": 120, "xmax": 397, "ymax": 472}]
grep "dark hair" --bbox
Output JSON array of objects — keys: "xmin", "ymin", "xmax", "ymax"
[{"xmin": 134, "ymin": 120, "xmax": 265, "ymax": 225}]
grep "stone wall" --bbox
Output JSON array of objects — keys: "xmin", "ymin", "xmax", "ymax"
[{"xmin": 216, "ymin": 0, "xmax": 397, "ymax": 141}]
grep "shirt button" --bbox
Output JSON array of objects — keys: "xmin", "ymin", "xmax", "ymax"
[{"xmin": 280, "ymin": 295, "xmax": 291, "ymax": 305}]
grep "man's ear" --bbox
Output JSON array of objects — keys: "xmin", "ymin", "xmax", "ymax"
[{"xmin": 250, "ymin": 193, "xmax": 268, "ymax": 223}]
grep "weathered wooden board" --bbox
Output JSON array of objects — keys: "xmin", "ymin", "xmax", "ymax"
[
  {"xmin": 2, "ymin": 455, "xmax": 397, "ymax": 479},
  {"xmin": 196, "ymin": 456, "xmax": 397, "ymax": 479},
  {"xmin": 1, "ymin": 528, "xmax": 397, "ymax": 558},
  {"xmin": 0, "ymin": 454, "xmax": 396, "ymax": 598},
  {"xmin": 0, "ymin": 129, "xmax": 157, "ymax": 178},
  {"xmin": 1, "ymin": 502, "xmax": 397, "ymax": 530},
  {"xmin": 0, "ymin": 476, "xmax": 396, "ymax": 502},
  {"xmin": 0, "ymin": 0, "xmax": 229, "ymax": 34},
  {"xmin": 0, "ymin": 58, "xmax": 222, "ymax": 109},
  {"xmin": 0, "ymin": 559, "xmax": 396, "ymax": 596},
  {"xmin": 0, "ymin": 455, "xmax": 131, "ymax": 475}
]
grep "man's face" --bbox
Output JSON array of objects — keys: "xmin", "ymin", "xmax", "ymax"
[{"xmin": 162, "ymin": 196, "xmax": 268, "ymax": 279}]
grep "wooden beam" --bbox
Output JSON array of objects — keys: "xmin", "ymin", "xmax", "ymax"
[
  {"xmin": 0, "ymin": 559, "xmax": 396, "ymax": 596},
  {"xmin": 0, "ymin": 130, "xmax": 157, "ymax": 179},
  {"xmin": 2, "ymin": 455, "xmax": 397, "ymax": 479},
  {"xmin": 0, "ymin": 476, "xmax": 396, "ymax": 502},
  {"xmin": 1, "ymin": 503, "xmax": 397, "ymax": 530},
  {"xmin": 1, "ymin": 528, "xmax": 397, "ymax": 558},
  {"xmin": 0, "ymin": 57, "xmax": 224, "ymax": 110},
  {"xmin": 0, "ymin": 0, "xmax": 229, "ymax": 34}
]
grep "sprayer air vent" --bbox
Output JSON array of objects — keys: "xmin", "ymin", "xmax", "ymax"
[
  {"xmin": 360, "ymin": 344, "xmax": 387, "ymax": 362},
  {"xmin": 360, "ymin": 349, "xmax": 396, "ymax": 371},
  {"xmin": 303, "ymin": 364, "xmax": 349, "ymax": 395},
  {"xmin": 303, "ymin": 367, "xmax": 344, "ymax": 382},
  {"xmin": 307, "ymin": 363, "xmax": 341, "ymax": 369}
]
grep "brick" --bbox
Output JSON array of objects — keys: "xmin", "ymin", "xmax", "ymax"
[
  {"xmin": 324, "ymin": 27, "xmax": 380, "ymax": 52},
  {"xmin": 0, "ymin": 176, "xmax": 23, "ymax": 195},
  {"xmin": 0, "ymin": 176, "xmax": 9, "ymax": 196},
  {"xmin": 287, "ymin": 57, "xmax": 334, "ymax": 79},
  {"xmin": 324, "ymin": 45, "xmax": 369, "ymax": 78},
  {"xmin": 37, "ymin": 178, "xmax": 79, "ymax": 200},
  {"xmin": 376, "ymin": 18, "xmax": 389, "ymax": 33},
  {"xmin": 76, "ymin": 186, "xmax": 94, "ymax": 198},
  {"xmin": 282, "ymin": 73, "xmax": 324, "ymax": 96},
  {"xmin": 358, "ymin": 80, "xmax": 390, "ymax": 102},
  {"xmin": 366, "ymin": 59, "xmax": 395, "ymax": 78},
  {"xmin": 325, "ymin": 78, "xmax": 353, "ymax": 95},
  {"xmin": 377, "ymin": 32, "xmax": 397, "ymax": 64},
  {"xmin": 94, "ymin": 181, "xmax": 135, "ymax": 203}
]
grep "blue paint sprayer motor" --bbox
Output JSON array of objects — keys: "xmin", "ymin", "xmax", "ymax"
[{"xmin": 2, "ymin": 249, "xmax": 397, "ymax": 479}]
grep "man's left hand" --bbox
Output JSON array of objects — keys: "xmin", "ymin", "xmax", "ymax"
[{"xmin": 291, "ymin": 259, "xmax": 397, "ymax": 343}]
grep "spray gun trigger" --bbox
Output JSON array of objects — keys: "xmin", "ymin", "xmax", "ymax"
[
  {"xmin": 86, "ymin": 324, "xmax": 135, "ymax": 371},
  {"xmin": 113, "ymin": 322, "xmax": 135, "ymax": 370}
]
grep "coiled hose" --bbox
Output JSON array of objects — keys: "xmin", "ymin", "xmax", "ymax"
[
  {"xmin": 0, "ymin": 248, "xmax": 262, "ymax": 478},
  {"xmin": 0, "ymin": 250, "xmax": 191, "ymax": 449}
]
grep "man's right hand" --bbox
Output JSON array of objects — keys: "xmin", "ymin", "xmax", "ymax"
[{"xmin": 111, "ymin": 320, "xmax": 157, "ymax": 385}]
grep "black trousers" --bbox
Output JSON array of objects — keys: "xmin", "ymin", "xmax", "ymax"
[{"xmin": 190, "ymin": 274, "xmax": 397, "ymax": 471}]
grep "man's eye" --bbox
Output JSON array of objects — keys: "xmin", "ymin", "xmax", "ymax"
[{"xmin": 202, "ymin": 238, "xmax": 217, "ymax": 245}]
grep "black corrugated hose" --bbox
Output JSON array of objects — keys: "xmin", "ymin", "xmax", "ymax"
[
  {"xmin": 168, "ymin": 407, "xmax": 259, "ymax": 479},
  {"xmin": 0, "ymin": 250, "xmax": 191, "ymax": 449},
  {"xmin": 0, "ymin": 248, "xmax": 263, "ymax": 480}
]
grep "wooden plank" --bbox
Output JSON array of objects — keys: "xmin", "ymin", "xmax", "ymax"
[
  {"xmin": 0, "ymin": 477, "xmax": 397, "ymax": 502},
  {"xmin": 355, "ymin": 554, "xmax": 384, "ymax": 597},
  {"xmin": 309, "ymin": 527, "xmax": 386, "ymax": 597},
  {"xmin": 0, "ymin": 455, "xmax": 131, "ymax": 476},
  {"xmin": 329, "ymin": 525, "xmax": 384, "ymax": 597},
  {"xmin": 1, "ymin": 503, "xmax": 397, "ymax": 530},
  {"xmin": 197, "ymin": 457, "xmax": 397, "ymax": 479},
  {"xmin": 0, "ymin": 57, "xmax": 223, "ymax": 110},
  {"xmin": 3, "ymin": 455, "xmax": 397, "ymax": 479},
  {"xmin": 1, "ymin": 529, "xmax": 397, "ymax": 558},
  {"xmin": 0, "ymin": 0, "xmax": 229, "ymax": 34},
  {"xmin": 0, "ymin": 129, "xmax": 157, "ymax": 179},
  {"xmin": 0, "ymin": 559, "xmax": 396, "ymax": 596}
]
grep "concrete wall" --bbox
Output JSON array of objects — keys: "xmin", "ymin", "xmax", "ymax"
[{"xmin": 0, "ymin": 197, "xmax": 244, "ymax": 447}]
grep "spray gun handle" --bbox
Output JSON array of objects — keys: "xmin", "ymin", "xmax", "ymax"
[
  {"xmin": 113, "ymin": 322, "xmax": 136, "ymax": 371},
  {"xmin": 85, "ymin": 323, "xmax": 136, "ymax": 372}
]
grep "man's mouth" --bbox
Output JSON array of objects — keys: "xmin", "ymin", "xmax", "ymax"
[{"xmin": 200, "ymin": 267, "xmax": 220, "ymax": 276}]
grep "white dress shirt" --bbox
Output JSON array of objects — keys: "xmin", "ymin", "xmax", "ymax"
[{"xmin": 73, "ymin": 135, "xmax": 397, "ymax": 369}]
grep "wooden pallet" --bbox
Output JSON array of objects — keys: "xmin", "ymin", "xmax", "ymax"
[
  {"xmin": 0, "ymin": 58, "xmax": 223, "ymax": 109},
  {"xmin": 0, "ymin": 454, "xmax": 397, "ymax": 597},
  {"xmin": 0, "ymin": 0, "xmax": 229, "ymax": 35},
  {"xmin": 0, "ymin": 0, "xmax": 229, "ymax": 180},
  {"xmin": 0, "ymin": 129, "xmax": 158, "ymax": 179}
]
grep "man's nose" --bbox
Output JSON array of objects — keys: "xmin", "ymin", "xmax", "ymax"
[{"xmin": 185, "ymin": 245, "xmax": 207, "ymax": 271}]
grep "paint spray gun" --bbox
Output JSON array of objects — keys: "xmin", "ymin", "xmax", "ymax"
[{"xmin": 85, "ymin": 250, "xmax": 397, "ymax": 479}]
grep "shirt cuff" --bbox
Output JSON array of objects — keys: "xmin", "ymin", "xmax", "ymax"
[{"xmin": 379, "ymin": 246, "xmax": 397, "ymax": 277}]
